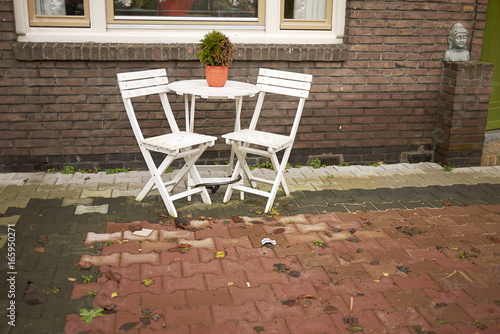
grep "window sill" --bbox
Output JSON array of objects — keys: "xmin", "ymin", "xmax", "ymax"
[{"xmin": 13, "ymin": 42, "xmax": 347, "ymax": 62}]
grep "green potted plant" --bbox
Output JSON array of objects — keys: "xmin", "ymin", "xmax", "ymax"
[{"xmin": 197, "ymin": 30, "xmax": 235, "ymax": 87}]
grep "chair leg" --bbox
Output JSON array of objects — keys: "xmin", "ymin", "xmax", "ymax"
[
  {"xmin": 137, "ymin": 156, "xmax": 173, "ymax": 201},
  {"xmin": 223, "ymin": 141, "xmax": 255, "ymax": 203},
  {"xmin": 141, "ymin": 150, "xmax": 178, "ymax": 217},
  {"xmin": 270, "ymin": 151, "xmax": 289, "ymax": 196},
  {"xmin": 265, "ymin": 147, "xmax": 293, "ymax": 213}
]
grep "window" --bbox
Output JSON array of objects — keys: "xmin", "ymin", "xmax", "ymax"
[
  {"xmin": 281, "ymin": 0, "xmax": 332, "ymax": 30},
  {"xmin": 28, "ymin": 0, "xmax": 90, "ymax": 27},
  {"xmin": 107, "ymin": 0, "xmax": 264, "ymax": 26},
  {"xmin": 15, "ymin": 0, "xmax": 346, "ymax": 44}
]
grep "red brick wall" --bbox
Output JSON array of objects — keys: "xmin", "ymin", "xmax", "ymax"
[{"xmin": 0, "ymin": 0, "xmax": 492, "ymax": 171}]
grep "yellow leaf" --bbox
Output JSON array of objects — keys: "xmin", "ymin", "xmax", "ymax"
[
  {"xmin": 117, "ymin": 239, "xmax": 129, "ymax": 244},
  {"xmin": 383, "ymin": 273, "xmax": 389, "ymax": 276},
  {"xmin": 374, "ymin": 280, "xmax": 380, "ymax": 283},
  {"xmin": 111, "ymin": 292, "xmax": 118, "ymax": 298},
  {"xmin": 68, "ymin": 277, "xmax": 77, "ymax": 282},
  {"xmin": 141, "ymin": 278, "xmax": 155, "ymax": 287},
  {"xmin": 214, "ymin": 251, "xmax": 227, "ymax": 258},
  {"xmin": 227, "ymin": 282, "xmax": 234, "ymax": 286}
]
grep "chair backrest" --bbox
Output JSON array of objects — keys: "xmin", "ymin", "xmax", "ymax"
[
  {"xmin": 117, "ymin": 69, "xmax": 180, "ymax": 143},
  {"xmin": 249, "ymin": 68, "xmax": 313, "ymax": 139}
]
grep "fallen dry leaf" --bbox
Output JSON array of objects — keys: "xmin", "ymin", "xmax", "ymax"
[
  {"xmin": 141, "ymin": 278, "xmax": 154, "ymax": 287},
  {"xmin": 105, "ymin": 271, "xmax": 122, "ymax": 282},
  {"xmin": 128, "ymin": 222, "xmax": 143, "ymax": 232}
]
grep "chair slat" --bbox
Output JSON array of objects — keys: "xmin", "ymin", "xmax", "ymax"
[
  {"xmin": 259, "ymin": 68, "xmax": 312, "ymax": 83},
  {"xmin": 257, "ymin": 83, "xmax": 310, "ymax": 98},
  {"xmin": 257, "ymin": 76, "xmax": 311, "ymax": 91},
  {"xmin": 120, "ymin": 85, "xmax": 170, "ymax": 99},
  {"xmin": 120, "ymin": 76, "xmax": 170, "ymax": 91},
  {"xmin": 117, "ymin": 68, "xmax": 167, "ymax": 82}
]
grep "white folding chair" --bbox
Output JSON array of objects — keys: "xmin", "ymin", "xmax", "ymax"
[
  {"xmin": 222, "ymin": 68, "xmax": 313, "ymax": 213},
  {"xmin": 117, "ymin": 69, "xmax": 217, "ymax": 218}
]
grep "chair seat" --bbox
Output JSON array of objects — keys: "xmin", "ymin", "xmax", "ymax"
[
  {"xmin": 143, "ymin": 131, "xmax": 216, "ymax": 153},
  {"xmin": 223, "ymin": 129, "xmax": 292, "ymax": 151}
]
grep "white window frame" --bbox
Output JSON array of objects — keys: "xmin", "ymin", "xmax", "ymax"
[
  {"xmin": 14, "ymin": 0, "xmax": 345, "ymax": 44},
  {"xmin": 27, "ymin": 0, "xmax": 90, "ymax": 27}
]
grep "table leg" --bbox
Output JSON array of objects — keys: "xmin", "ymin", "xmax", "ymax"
[{"xmin": 234, "ymin": 97, "xmax": 245, "ymax": 200}]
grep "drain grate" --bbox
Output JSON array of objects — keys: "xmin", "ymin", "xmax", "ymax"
[
  {"xmin": 32, "ymin": 163, "xmax": 65, "ymax": 172},
  {"xmin": 307, "ymin": 154, "xmax": 342, "ymax": 166},
  {"xmin": 407, "ymin": 154, "xmax": 433, "ymax": 163}
]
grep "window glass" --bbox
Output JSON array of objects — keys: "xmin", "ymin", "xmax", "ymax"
[
  {"xmin": 113, "ymin": 0, "xmax": 258, "ymax": 20},
  {"xmin": 28, "ymin": 0, "xmax": 90, "ymax": 27},
  {"xmin": 281, "ymin": 0, "xmax": 332, "ymax": 30},
  {"xmin": 35, "ymin": 0, "xmax": 85, "ymax": 16}
]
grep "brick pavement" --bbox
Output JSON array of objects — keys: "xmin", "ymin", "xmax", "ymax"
[{"xmin": 1, "ymin": 163, "xmax": 500, "ymax": 333}]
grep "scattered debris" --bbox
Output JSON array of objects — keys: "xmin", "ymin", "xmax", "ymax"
[
  {"xmin": 174, "ymin": 217, "xmax": 190, "ymax": 229},
  {"xmin": 141, "ymin": 279, "xmax": 154, "ymax": 287},
  {"xmin": 436, "ymin": 246, "xmax": 444, "ymax": 252},
  {"xmin": 261, "ymin": 238, "xmax": 277, "ymax": 247},
  {"xmin": 281, "ymin": 299, "xmax": 299, "ymax": 307},
  {"xmin": 396, "ymin": 265, "xmax": 411, "ymax": 273},
  {"xmin": 487, "ymin": 235, "xmax": 500, "ymax": 243},
  {"xmin": 435, "ymin": 302, "xmax": 447, "ymax": 308},
  {"xmin": 128, "ymin": 222, "xmax": 143, "ymax": 232},
  {"xmin": 231, "ymin": 214, "xmax": 244, "ymax": 223},
  {"xmin": 288, "ymin": 271, "xmax": 301, "ymax": 278},
  {"xmin": 472, "ymin": 320, "xmax": 487, "ymax": 330},
  {"xmin": 272, "ymin": 228, "xmax": 286, "ymax": 234},
  {"xmin": 273, "ymin": 263, "xmax": 289, "ymax": 273},
  {"xmin": 253, "ymin": 326, "xmax": 265, "ymax": 333},
  {"xmin": 105, "ymin": 271, "xmax": 121, "ymax": 282},
  {"xmin": 120, "ymin": 322, "xmax": 139, "ymax": 332},
  {"xmin": 343, "ymin": 317, "xmax": 359, "ymax": 326},
  {"xmin": 132, "ymin": 228, "xmax": 153, "ymax": 237},
  {"xmin": 101, "ymin": 304, "xmax": 117, "ymax": 314},
  {"xmin": 346, "ymin": 237, "xmax": 360, "ymax": 243},
  {"xmin": 37, "ymin": 235, "xmax": 48, "ymax": 245},
  {"xmin": 312, "ymin": 240, "xmax": 328, "ymax": 248},
  {"xmin": 214, "ymin": 251, "xmax": 227, "ymax": 258},
  {"xmin": 443, "ymin": 201, "xmax": 452, "ymax": 206},
  {"xmin": 440, "ymin": 270, "xmax": 474, "ymax": 283},
  {"xmin": 395, "ymin": 226, "xmax": 426, "ymax": 236}
]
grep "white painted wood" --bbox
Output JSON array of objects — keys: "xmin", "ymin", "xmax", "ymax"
[
  {"xmin": 168, "ymin": 79, "xmax": 259, "ymax": 100},
  {"xmin": 222, "ymin": 68, "xmax": 312, "ymax": 213},
  {"xmin": 117, "ymin": 69, "xmax": 217, "ymax": 217}
]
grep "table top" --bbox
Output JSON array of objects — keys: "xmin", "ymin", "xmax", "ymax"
[{"xmin": 168, "ymin": 79, "xmax": 259, "ymax": 99}]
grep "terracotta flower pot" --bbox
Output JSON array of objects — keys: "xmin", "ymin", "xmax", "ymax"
[{"xmin": 205, "ymin": 65, "xmax": 228, "ymax": 87}]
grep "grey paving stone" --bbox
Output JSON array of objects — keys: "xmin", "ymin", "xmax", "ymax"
[{"xmin": 74, "ymin": 204, "xmax": 109, "ymax": 215}]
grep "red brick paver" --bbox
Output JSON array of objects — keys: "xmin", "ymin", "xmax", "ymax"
[{"xmin": 66, "ymin": 206, "xmax": 500, "ymax": 333}]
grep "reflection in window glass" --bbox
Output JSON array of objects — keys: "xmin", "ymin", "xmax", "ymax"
[
  {"xmin": 35, "ymin": 0, "xmax": 85, "ymax": 16},
  {"xmin": 114, "ymin": 0, "xmax": 258, "ymax": 19},
  {"xmin": 284, "ymin": 0, "xmax": 326, "ymax": 20}
]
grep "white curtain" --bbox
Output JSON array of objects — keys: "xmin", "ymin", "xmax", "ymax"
[
  {"xmin": 293, "ymin": 0, "xmax": 326, "ymax": 20},
  {"xmin": 35, "ymin": 0, "xmax": 66, "ymax": 15}
]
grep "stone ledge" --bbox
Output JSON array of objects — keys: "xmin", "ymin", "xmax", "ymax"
[{"xmin": 13, "ymin": 42, "xmax": 347, "ymax": 62}]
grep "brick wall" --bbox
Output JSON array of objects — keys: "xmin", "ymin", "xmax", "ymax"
[
  {"xmin": 0, "ymin": 0, "xmax": 492, "ymax": 172},
  {"xmin": 435, "ymin": 61, "xmax": 493, "ymax": 166}
]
